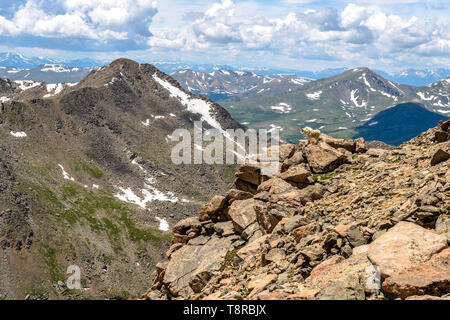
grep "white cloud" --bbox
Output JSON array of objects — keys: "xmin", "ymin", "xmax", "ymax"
[
  {"xmin": 148, "ymin": 0, "xmax": 449, "ymax": 69},
  {"xmin": 0, "ymin": 0, "xmax": 158, "ymax": 48},
  {"xmin": 205, "ymin": 0, "xmax": 235, "ymax": 17},
  {"xmin": 0, "ymin": 0, "xmax": 448, "ymax": 69}
]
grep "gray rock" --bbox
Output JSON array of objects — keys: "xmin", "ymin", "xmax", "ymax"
[
  {"xmin": 347, "ymin": 226, "xmax": 369, "ymax": 247},
  {"xmin": 431, "ymin": 149, "xmax": 450, "ymax": 166},
  {"xmin": 283, "ymin": 215, "xmax": 310, "ymax": 233},
  {"xmin": 214, "ymin": 221, "xmax": 235, "ymax": 237},
  {"xmin": 163, "ymin": 236, "xmax": 240, "ymax": 297},
  {"xmin": 227, "ymin": 198, "xmax": 260, "ymax": 234}
]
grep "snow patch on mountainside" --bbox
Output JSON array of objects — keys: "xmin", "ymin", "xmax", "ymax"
[
  {"xmin": 43, "ymin": 83, "xmax": 64, "ymax": 97},
  {"xmin": 361, "ymin": 73, "xmax": 376, "ymax": 92},
  {"xmin": 153, "ymin": 75, "xmax": 223, "ymax": 132},
  {"xmin": 156, "ymin": 217, "xmax": 169, "ymax": 231},
  {"xmin": 379, "ymin": 90, "xmax": 398, "ymax": 101},
  {"xmin": 114, "ymin": 158, "xmax": 188, "ymax": 213},
  {"xmin": 306, "ymin": 91, "xmax": 322, "ymax": 100},
  {"xmin": 14, "ymin": 80, "xmax": 40, "ymax": 91},
  {"xmin": 41, "ymin": 64, "xmax": 79, "ymax": 73},
  {"xmin": 10, "ymin": 131, "xmax": 27, "ymax": 137},
  {"xmin": 270, "ymin": 102, "xmax": 292, "ymax": 113},
  {"xmin": 58, "ymin": 164, "xmax": 75, "ymax": 181},
  {"xmin": 417, "ymin": 92, "xmax": 434, "ymax": 101},
  {"xmin": 350, "ymin": 89, "xmax": 368, "ymax": 107}
]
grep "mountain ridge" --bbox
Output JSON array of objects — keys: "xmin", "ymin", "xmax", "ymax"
[
  {"xmin": 354, "ymin": 102, "xmax": 449, "ymax": 146},
  {"xmin": 0, "ymin": 58, "xmax": 244, "ymax": 299},
  {"xmin": 220, "ymin": 68, "xmax": 450, "ymax": 144}
]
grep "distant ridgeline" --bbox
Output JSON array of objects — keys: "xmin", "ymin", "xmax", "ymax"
[{"xmin": 354, "ymin": 103, "xmax": 449, "ymax": 146}]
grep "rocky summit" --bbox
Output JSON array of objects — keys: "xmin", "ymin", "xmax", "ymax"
[{"xmin": 143, "ymin": 120, "xmax": 450, "ymax": 301}]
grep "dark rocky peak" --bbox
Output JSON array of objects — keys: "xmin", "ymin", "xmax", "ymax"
[{"xmin": 77, "ymin": 58, "xmax": 184, "ymax": 94}]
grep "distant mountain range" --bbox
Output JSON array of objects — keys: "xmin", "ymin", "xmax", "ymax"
[
  {"xmin": 2, "ymin": 52, "xmax": 449, "ymax": 86},
  {"xmin": 2, "ymin": 51, "xmax": 450, "ymax": 145},
  {"xmin": 166, "ymin": 64, "xmax": 450, "ymax": 87},
  {"xmin": 0, "ymin": 64, "xmax": 95, "ymax": 83},
  {"xmin": 0, "ymin": 52, "xmax": 102, "ymax": 69},
  {"xmin": 374, "ymin": 69, "xmax": 450, "ymax": 87},
  {"xmin": 0, "ymin": 52, "xmax": 102, "ymax": 83},
  {"xmin": 219, "ymin": 68, "xmax": 450, "ymax": 143}
]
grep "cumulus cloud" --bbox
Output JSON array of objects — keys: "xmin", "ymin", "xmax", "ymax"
[
  {"xmin": 148, "ymin": 0, "xmax": 449, "ymax": 68},
  {"xmin": 0, "ymin": 0, "xmax": 158, "ymax": 50},
  {"xmin": 0, "ymin": 0, "xmax": 448, "ymax": 68}
]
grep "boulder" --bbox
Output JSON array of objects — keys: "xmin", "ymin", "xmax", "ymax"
[
  {"xmin": 435, "ymin": 215, "xmax": 450, "ymax": 241},
  {"xmin": 188, "ymin": 235, "xmax": 211, "ymax": 246},
  {"xmin": 227, "ymin": 198, "xmax": 260, "ymax": 234},
  {"xmin": 247, "ymin": 274, "xmax": 278, "ymax": 298},
  {"xmin": 172, "ymin": 233, "xmax": 189, "ymax": 245},
  {"xmin": 431, "ymin": 149, "xmax": 450, "ymax": 166},
  {"xmin": 233, "ymin": 178, "xmax": 258, "ymax": 194},
  {"xmin": 283, "ymin": 215, "xmax": 311, "ymax": 233},
  {"xmin": 163, "ymin": 236, "xmax": 240, "ymax": 296},
  {"xmin": 367, "ymin": 222, "xmax": 448, "ymax": 278},
  {"xmin": 225, "ymin": 189, "xmax": 253, "ymax": 204},
  {"xmin": 319, "ymin": 134, "xmax": 356, "ymax": 153},
  {"xmin": 382, "ymin": 249, "xmax": 450, "ymax": 299},
  {"xmin": 200, "ymin": 195, "xmax": 227, "ymax": 221},
  {"xmin": 243, "ymin": 223, "xmax": 263, "ymax": 242},
  {"xmin": 235, "ymin": 235, "xmax": 270, "ymax": 266},
  {"xmin": 254, "ymin": 201, "xmax": 280, "ymax": 234},
  {"xmin": 354, "ymin": 137, "xmax": 368, "ymax": 153},
  {"xmin": 264, "ymin": 248, "xmax": 286, "ymax": 264},
  {"xmin": 269, "ymin": 189, "xmax": 305, "ymax": 208},
  {"xmin": 304, "ymin": 254, "xmax": 373, "ymax": 300},
  {"xmin": 257, "ymin": 177, "xmax": 294, "ymax": 194},
  {"xmin": 235, "ymin": 164, "xmax": 263, "ymax": 186},
  {"xmin": 366, "ymin": 148, "xmax": 387, "ymax": 157},
  {"xmin": 352, "ymin": 245, "xmax": 369, "ymax": 256},
  {"xmin": 309, "ymin": 255, "xmax": 345, "ymax": 280},
  {"xmin": 278, "ymin": 164, "xmax": 311, "ymax": 183},
  {"xmin": 334, "ymin": 224, "xmax": 352, "ymax": 237},
  {"xmin": 172, "ymin": 217, "xmax": 201, "ymax": 235},
  {"xmin": 438, "ymin": 120, "xmax": 450, "ymax": 132},
  {"xmin": 214, "ymin": 221, "xmax": 236, "ymax": 237},
  {"xmin": 281, "ymin": 152, "xmax": 305, "ymax": 172},
  {"xmin": 347, "ymin": 226, "xmax": 370, "ymax": 247},
  {"xmin": 291, "ymin": 184, "xmax": 325, "ymax": 206},
  {"xmin": 293, "ymin": 222, "xmax": 317, "ymax": 243},
  {"xmin": 303, "ymin": 142, "xmax": 347, "ymax": 173},
  {"xmin": 433, "ymin": 131, "xmax": 449, "ymax": 143}
]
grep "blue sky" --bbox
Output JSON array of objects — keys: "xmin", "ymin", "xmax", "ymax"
[{"xmin": 0, "ymin": 0, "xmax": 448, "ymax": 71}]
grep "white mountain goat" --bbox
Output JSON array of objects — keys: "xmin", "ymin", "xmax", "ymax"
[{"xmin": 301, "ymin": 127, "xmax": 321, "ymax": 144}]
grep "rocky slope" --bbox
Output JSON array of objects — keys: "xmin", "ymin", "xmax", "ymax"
[
  {"xmin": 143, "ymin": 121, "xmax": 450, "ymax": 300},
  {"xmin": 0, "ymin": 58, "xmax": 243, "ymax": 299}
]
